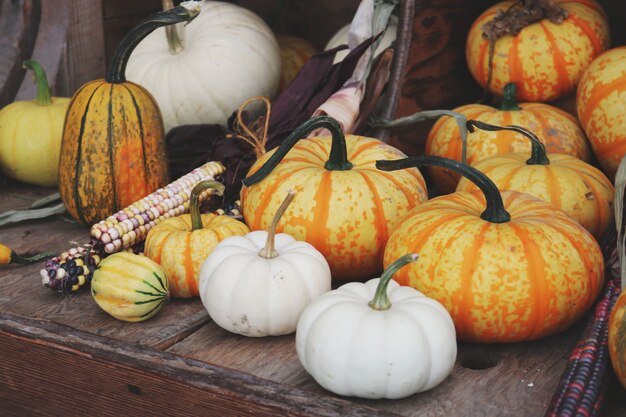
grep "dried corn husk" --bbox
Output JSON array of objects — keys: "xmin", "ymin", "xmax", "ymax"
[{"xmin": 614, "ymin": 155, "xmax": 626, "ymax": 289}]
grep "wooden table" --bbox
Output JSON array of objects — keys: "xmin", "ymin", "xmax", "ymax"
[{"xmin": 1, "ymin": 179, "xmax": 625, "ymax": 417}]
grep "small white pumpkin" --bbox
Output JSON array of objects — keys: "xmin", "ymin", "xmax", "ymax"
[
  {"xmin": 296, "ymin": 254, "xmax": 457, "ymax": 399},
  {"xmin": 126, "ymin": 0, "xmax": 281, "ymax": 132},
  {"xmin": 199, "ymin": 191, "xmax": 331, "ymax": 336}
]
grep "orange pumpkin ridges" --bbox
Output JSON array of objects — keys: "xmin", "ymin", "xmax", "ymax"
[{"xmin": 609, "ymin": 290, "xmax": 626, "ymax": 389}]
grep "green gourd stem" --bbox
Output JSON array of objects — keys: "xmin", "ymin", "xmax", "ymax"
[
  {"xmin": 258, "ymin": 190, "xmax": 296, "ymax": 259},
  {"xmin": 376, "ymin": 155, "xmax": 511, "ymax": 223},
  {"xmin": 370, "ymin": 110, "xmax": 470, "ymax": 163},
  {"xmin": 23, "ymin": 60, "xmax": 52, "ymax": 106},
  {"xmin": 368, "ymin": 254, "xmax": 419, "ymax": 311},
  {"xmin": 466, "ymin": 120, "xmax": 550, "ymax": 166},
  {"xmin": 162, "ymin": 0, "xmax": 185, "ymax": 54},
  {"xmin": 106, "ymin": 3, "xmax": 200, "ymax": 83},
  {"xmin": 190, "ymin": 180, "xmax": 225, "ymax": 231},
  {"xmin": 500, "ymin": 83, "xmax": 521, "ymax": 111},
  {"xmin": 242, "ymin": 116, "xmax": 352, "ymax": 187},
  {"xmin": 11, "ymin": 251, "xmax": 55, "ymax": 265}
]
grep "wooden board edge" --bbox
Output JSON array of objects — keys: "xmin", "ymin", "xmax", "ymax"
[{"xmin": 0, "ymin": 311, "xmax": 398, "ymax": 417}]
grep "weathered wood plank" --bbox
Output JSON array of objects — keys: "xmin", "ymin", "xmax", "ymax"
[
  {"xmin": 167, "ymin": 316, "xmax": 586, "ymax": 417},
  {"xmin": 0, "ymin": 312, "xmax": 396, "ymax": 417}
]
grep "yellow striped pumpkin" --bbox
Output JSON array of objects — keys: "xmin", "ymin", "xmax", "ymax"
[
  {"xmin": 577, "ymin": 47, "xmax": 626, "ymax": 180},
  {"xmin": 241, "ymin": 116, "xmax": 427, "ymax": 280},
  {"xmin": 456, "ymin": 121, "xmax": 614, "ymax": 240},
  {"xmin": 609, "ymin": 291, "xmax": 626, "ymax": 389},
  {"xmin": 91, "ymin": 252, "xmax": 169, "ymax": 322},
  {"xmin": 378, "ymin": 156, "xmax": 604, "ymax": 343},
  {"xmin": 144, "ymin": 181, "xmax": 250, "ymax": 298},
  {"xmin": 466, "ymin": 0, "xmax": 609, "ymax": 102},
  {"xmin": 426, "ymin": 83, "xmax": 591, "ymax": 193},
  {"xmin": 59, "ymin": 5, "xmax": 200, "ymax": 224}
]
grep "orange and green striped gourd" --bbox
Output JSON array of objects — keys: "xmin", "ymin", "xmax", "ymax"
[
  {"xmin": 378, "ymin": 155, "xmax": 604, "ymax": 343},
  {"xmin": 426, "ymin": 83, "xmax": 592, "ymax": 193},
  {"xmin": 609, "ymin": 290, "xmax": 626, "ymax": 389},
  {"xmin": 577, "ymin": 46, "xmax": 626, "ymax": 181},
  {"xmin": 241, "ymin": 116, "xmax": 427, "ymax": 280},
  {"xmin": 58, "ymin": 3, "xmax": 201, "ymax": 224},
  {"xmin": 456, "ymin": 121, "xmax": 614, "ymax": 240},
  {"xmin": 144, "ymin": 181, "xmax": 250, "ymax": 298},
  {"xmin": 466, "ymin": 0, "xmax": 609, "ymax": 102}
]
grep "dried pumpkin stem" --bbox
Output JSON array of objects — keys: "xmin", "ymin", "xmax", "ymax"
[
  {"xmin": 500, "ymin": 83, "xmax": 522, "ymax": 111},
  {"xmin": 376, "ymin": 155, "xmax": 511, "ymax": 223},
  {"xmin": 243, "ymin": 116, "xmax": 352, "ymax": 187},
  {"xmin": 23, "ymin": 60, "xmax": 52, "ymax": 106},
  {"xmin": 1, "ymin": 243, "xmax": 54, "ymax": 265},
  {"xmin": 466, "ymin": 120, "xmax": 550, "ymax": 166},
  {"xmin": 162, "ymin": 0, "xmax": 185, "ymax": 54},
  {"xmin": 106, "ymin": 2, "xmax": 200, "ymax": 83},
  {"xmin": 369, "ymin": 253, "xmax": 419, "ymax": 311},
  {"xmin": 258, "ymin": 190, "xmax": 296, "ymax": 259},
  {"xmin": 189, "ymin": 180, "xmax": 225, "ymax": 231}
]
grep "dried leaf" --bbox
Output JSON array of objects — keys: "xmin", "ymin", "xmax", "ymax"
[{"xmin": 614, "ymin": 155, "xmax": 626, "ymax": 289}]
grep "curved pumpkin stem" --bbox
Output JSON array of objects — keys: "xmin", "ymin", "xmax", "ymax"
[
  {"xmin": 369, "ymin": 254, "xmax": 419, "ymax": 311},
  {"xmin": 106, "ymin": 2, "xmax": 200, "ymax": 83},
  {"xmin": 500, "ymin": 83, "xmax": 521, "ymax": 111},
  {"xmin": 189, "ymin": 180, "xmax": 225, "ymax": 231},
  {"xmin": 23, "ymin": 60, "xmax": 52, "ymax": 106},
  {"xmin": 242, "ymin": 116, "xmax": 352, "ymax": 187},
  {"xmin": 162, "ymin": 0, "xmax": 185, "ymax": 54},
  {"xmin": 258, "ymin": 190, "xmax": 296, "ymax": 259},
  {"xmin": 376, "ymin": 155, "xmax": 511, "ymax": 223},
  {"xmin": 0, "ymin": 243, "xmax": 54, "ymax": 265},
  {"xmin": 466, "ymin": 120, "xmax": 550, "ymax": 166}
]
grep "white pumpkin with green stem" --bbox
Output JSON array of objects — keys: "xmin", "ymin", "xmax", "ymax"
[
  {"xmin": 296, "ymin": 254, "xmax": 457, "ymax": 399},
  {"xmin": 198, "ymin": 190, "xmax": 331, "ymax": 337}
]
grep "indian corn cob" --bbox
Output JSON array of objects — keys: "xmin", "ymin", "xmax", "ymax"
[{"xmin": 41, "ymin": 161, "xmax": 242, "ymax": 292}]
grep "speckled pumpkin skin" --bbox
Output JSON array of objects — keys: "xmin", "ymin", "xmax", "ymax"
[
  {"xmin": 456, "ymin": 153, "xmax": 614, "ymax": 239},
  {"xmin": 466, "ymin": 0, "xmax": 609, "ymax": 102},
  {"xmin": 577, "ymin": 47, "xmax": 626, "ymax": 180},
  {"xmin": 241, "ymin": 135, "xmax": 427, "ymax": 280},
  {"xmin": 383, "ymin": 190, "xmax": 604, "ymax": 343},
  {"xmin": 144, "ymin": 213, "xmax": 250, "ymax": 298},
  {"xmin": 609, "ymin": 291, "xmax": 626, "ymax": 389},
  {"xmin": 426, "ymin": 102, "xmax": 591, "ymax": 194},
  {"xmin": 277, "ymin": 34, "xmax": 316, "ymax": 92}
]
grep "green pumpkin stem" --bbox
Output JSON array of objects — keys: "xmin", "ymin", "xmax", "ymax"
[
  {"xmin": 500, "ymin": 83, "xmax": 522, "ymax": 111},
  {"xmin": 376, "ymin": 156, "xmax": 511, "ymax": 223},
  {"xmin": 11, "ymin": 250, "xmax": 55, "ymax": 265},
  {"xmin": 189, "ymin": 180, "xmax": 225, "ymax": 231},
  {"xmin": 22, "ymin": 60, "xmax": 52, "ymax": 106},
  {"xmin": 369, "ymin": 254, "xmax": 419, "ymax": 311},
  {"xmin": 258, "ymin": 190, "xmax": 296, "ymax": 259},
  {"xmin": 106, "ymin": 2, "xmax": 200, "ymax": 83},
  {"xmin": 162, "ymin": 0, "xmax": 185, "ymax": 54},
  {"xmin": 242, "ymin": 116, "xmax": 352, "ymax": 187},
  {"xmin": 466, "ymin": 120, "xmax": 550, "ymax": 166}
]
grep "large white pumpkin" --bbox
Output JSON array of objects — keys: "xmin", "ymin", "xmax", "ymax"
[{"xmin": 126, "ymin": 1, "xmax": 281, "ymax": 132}]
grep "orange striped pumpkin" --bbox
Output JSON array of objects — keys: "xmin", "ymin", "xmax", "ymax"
[
  {"xmin": 59, "ymin": 5, "xmax": 200, "ymax": 224},
  {"xmin": 241, "ymin": 116, "xmax": 427, "ymax": 280},
  {"xmin": 144, "ymin": 181, "xmax": 250, "ymax": 298},
  {"xmin": 426, "ymin": 83, "xmax": 591, "ymax": 193},
  {"xmin": 276, "ymin": 34, "xmax": 316, "ymax": 92},
  {"xmin": 577, "ymin": 47, "xmax": 626, "ymax": 180},
  {"xmin": 456, "ymin": 121, "xmax": 614, "ymax": 240},
  {"xmin": 378, "ymin": 156, "xmax": 604, "ymax": 343},
  {"xmin": 608, "ymin": 291, "xmax": 626, "ymax": 389},
  {"xmin": 466, "ymin": 0, "xmax": 609, "ymax": 102}
]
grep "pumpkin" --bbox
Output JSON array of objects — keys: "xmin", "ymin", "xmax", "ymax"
[
  {"xmin": 0, "ymin": 60, "xmax": 70, "ymax": 186},
  {"xmin": 59, "ymin": 4, "xmax": 201, "ymax": 225},
  {"xmin": 91, "ymin": 252, "xmax": 169, "ymax": 322},
  {"xmin": 456, "ymin": 120, "xmax": 614, "ymax": 240},
  {"xmin": 241, "ymin": 116, "xmax": 427, "ymax": 280},
  {"xmin": 325, "ymin": 14, "xmax": 397, "ymax": 64},
  {"xmin": 199, "ymin": 191, "xmax": 331, "ymax": 336},
  {"xmin": 295, "ymin": 254, "xmax": 457, "ymax": 399},
  {"xmin": 276, "ymin": 34, "xmax": 317, "ymax": 93},
  {"xmin": 426, "ymin": 83, "xmax": 591, "ymax": 193},
  {"xmin": 378, "ymin": 156, "xmax": 604, "ymax": 343},
  {"xmin": 466, "ymin": 0, "xmax": 609, "ymax": 102},
  {"xmin": 125, "ymin": 0, "xmax": 281, "ymax": 132},
  {"xmin": 144, "ymin": 180, "xmax": 249, "ymax": 298},
  {"xmin": 609, "ymin": 291, "xmax": 626, "ymax": 389},
  {"xmin": 577, "ymin": 47, "xmax": 626, "ymax": 180}
]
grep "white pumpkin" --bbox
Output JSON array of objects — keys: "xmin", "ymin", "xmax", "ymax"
[
  {"xmin": 325, "ymin": 15, "xmax": 397, "ymax": 64},
  {"xmin": 126, "ymin": 1, "xmax": 281, "ymax": 132},
  {"xmin": 198, "ymin": 191, "xmax": 331, "ymax": 336},
  {"xmin": 296, "ymin": 254, "xmax": 457, "ymax": 399}
]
